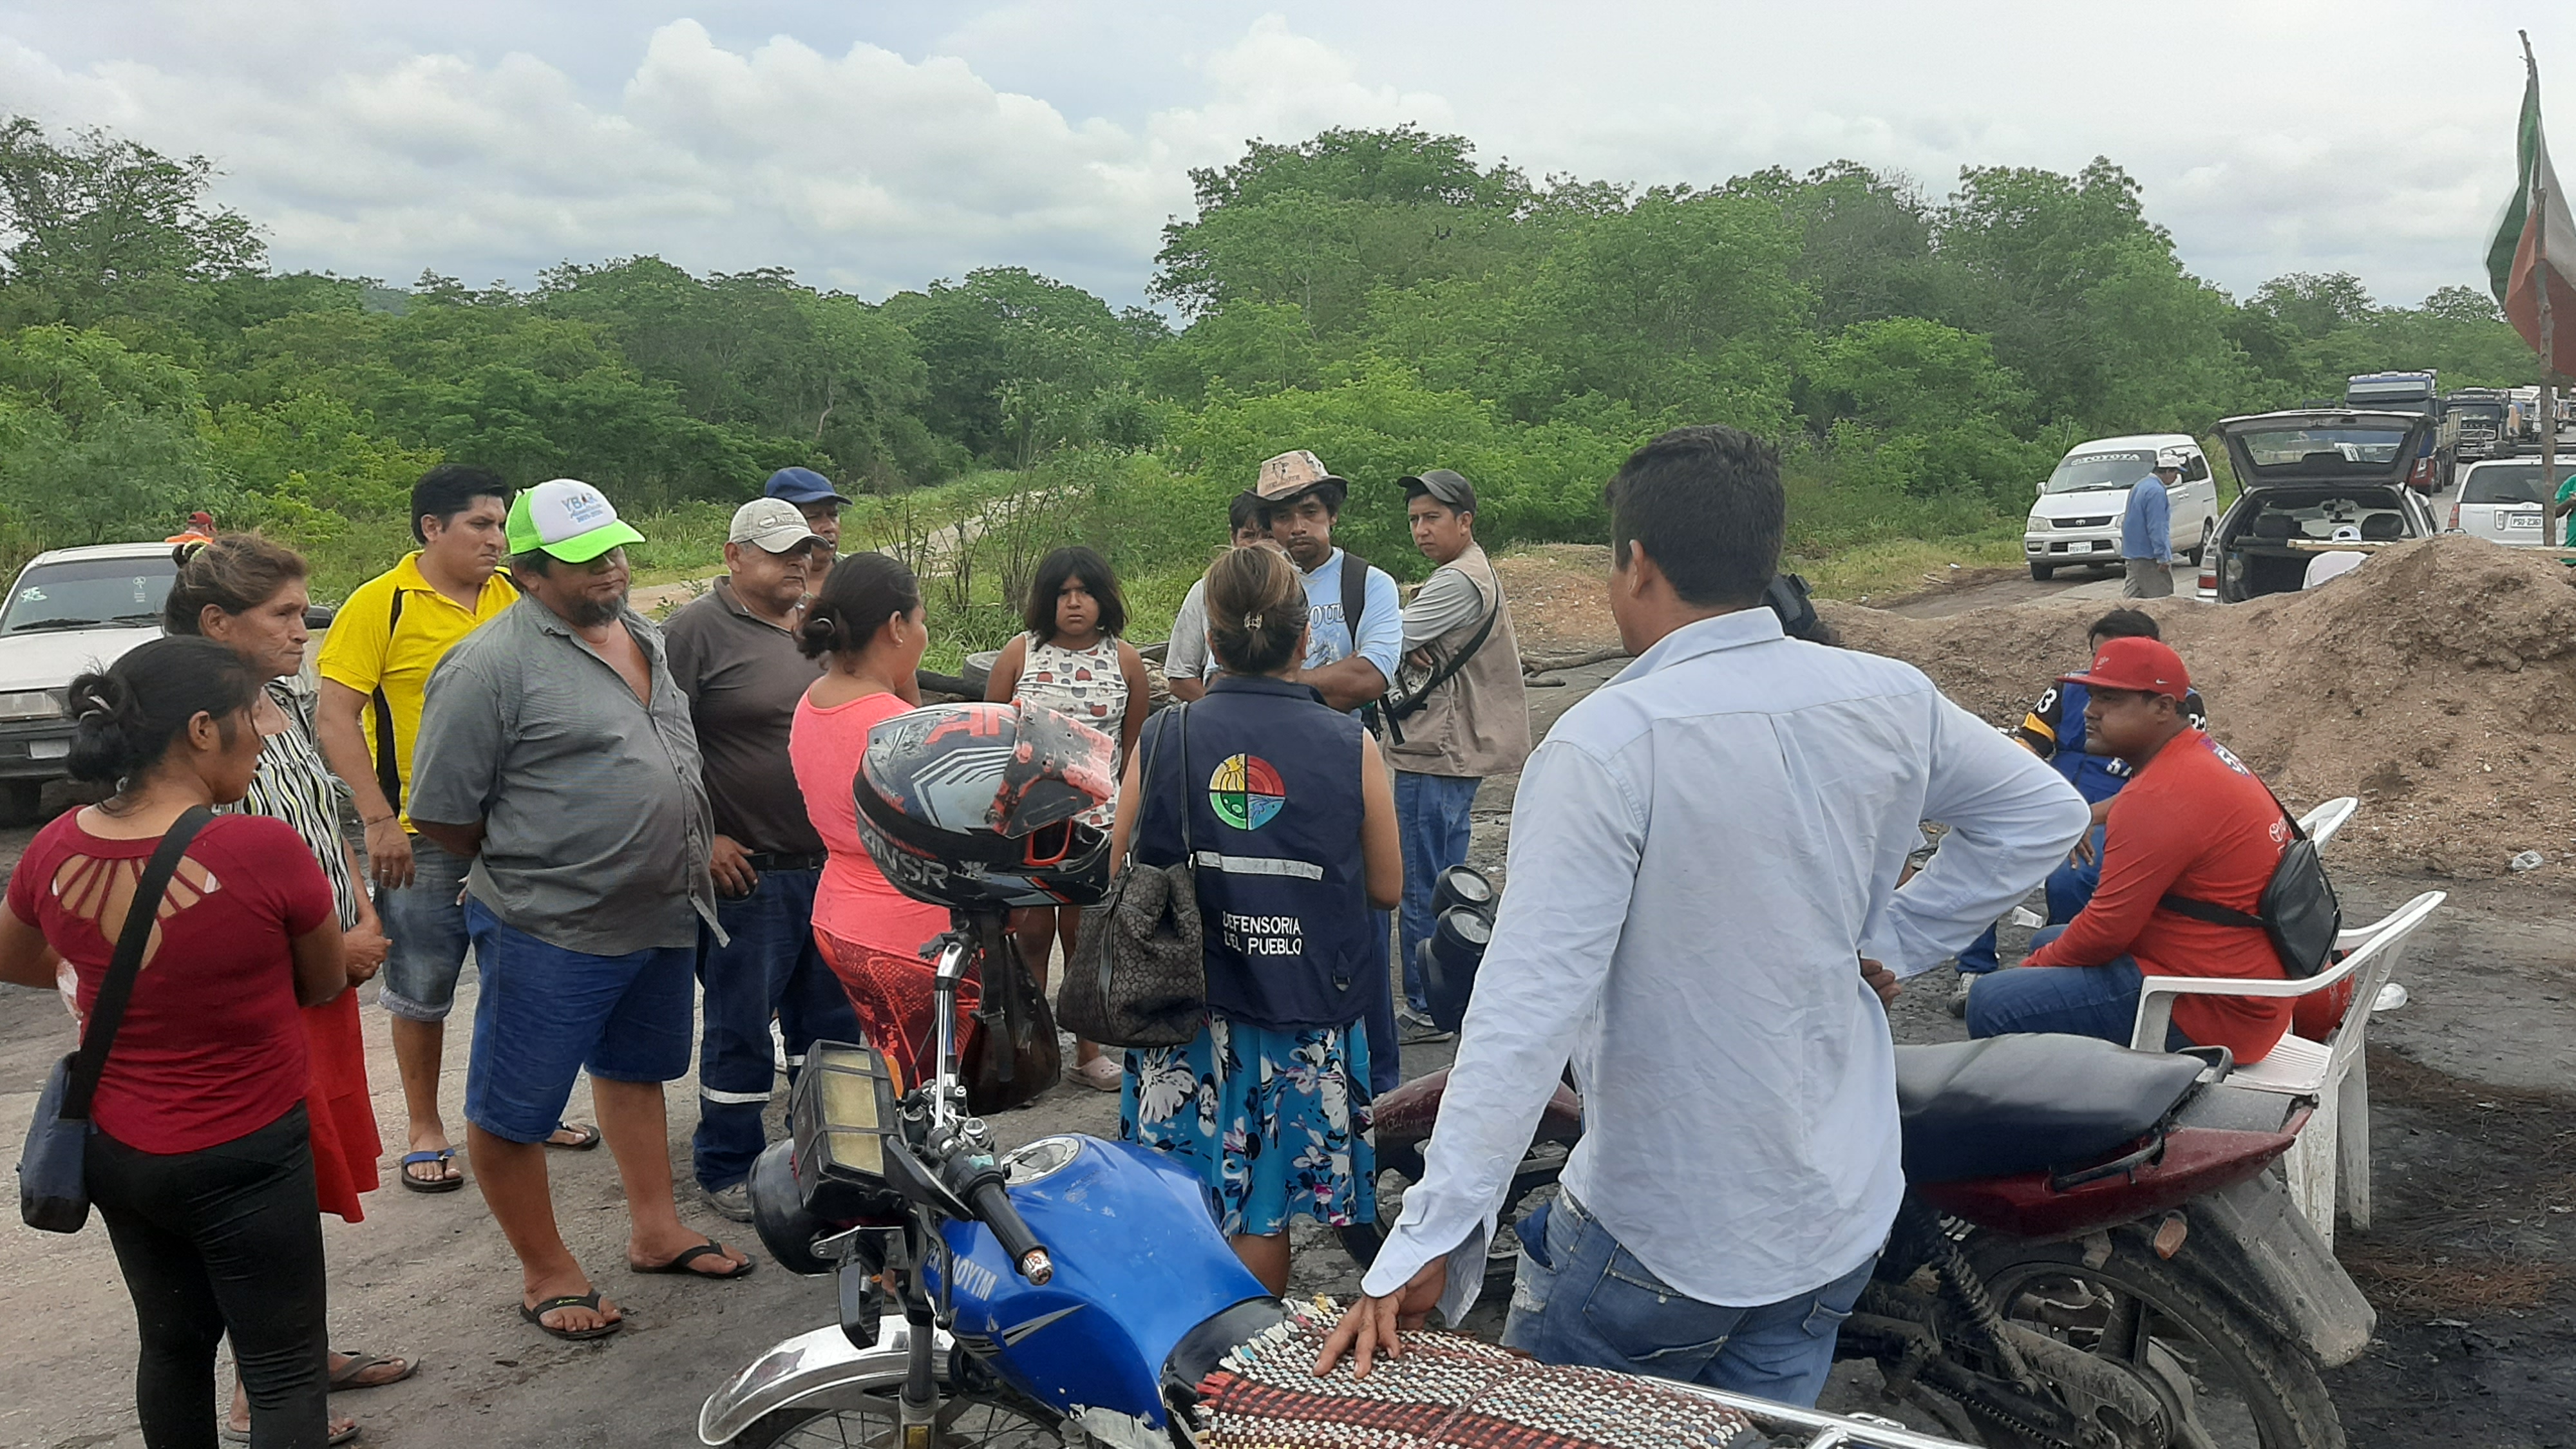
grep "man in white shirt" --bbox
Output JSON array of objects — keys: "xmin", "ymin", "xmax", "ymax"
[
  {"xmin": 1164, "ymin": 491, "xmax": 1268, "ymax": 703},
  {"xmin": 1318, "ymin": 426, "xmax": 2088, "ymax": 1402}
]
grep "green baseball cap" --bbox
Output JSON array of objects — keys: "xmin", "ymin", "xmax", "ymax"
[{"xmin": 507, "ymin": 478, "xmax": 645, "ymax": 563}]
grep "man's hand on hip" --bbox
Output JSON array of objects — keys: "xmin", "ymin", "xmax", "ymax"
[{"xmin": 1314, "ymin": 1255, "xmax": 1447, "ymax": 1379}]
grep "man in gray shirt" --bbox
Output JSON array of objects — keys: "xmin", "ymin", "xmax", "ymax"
[
  {"xmin": 1387, "ymin": 469, "xmax": 1530, "ymax": 1041},
  {"xmin": 410, "ymin": 478, "xmax": 752, "ymax": 1343}
]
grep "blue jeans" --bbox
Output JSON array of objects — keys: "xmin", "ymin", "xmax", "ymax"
[
  {"xmin": 462, "ymin": 900, "xmax": 696, "ymax": 1144},
  {"xmin": 1958, "ymin": 826, "xmax": 2103, "ymax": 975},
  {"xmin": 1963, "ymin": 925, "xmax": 2193, "ymax": 1050},
  {"xmin": 1502, "ymin": 1191, "xmax": 1873, "ymax": 1406},
  {"xmin": 1396, "ymin": 772, "xmax": 1481, "ymax": 1011},
  {"xmin": 692, "ymin": 868, "xmax": 860, "ymax": 1193},
  {"xmin": 376, "ymin": 833, "xmax": 475, "ymax": 1020}
]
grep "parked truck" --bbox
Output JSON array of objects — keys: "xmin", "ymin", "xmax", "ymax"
[
  {"xmin": 2443, "ymin": 388, "xmax": 2513, "ymax": 462},
  {"xmin": 2344, "ymin": 371, "xmax": 2452, "ymax": 492}
]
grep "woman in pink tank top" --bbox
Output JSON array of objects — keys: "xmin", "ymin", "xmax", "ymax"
[{"xmin": 788, "ymin": 553, "xmax": 971, "ymax": 1091}]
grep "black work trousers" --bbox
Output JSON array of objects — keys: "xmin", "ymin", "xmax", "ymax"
[{"xmin": 86, "ymin": 1103, "xmax": 330, "ymax": 1449}]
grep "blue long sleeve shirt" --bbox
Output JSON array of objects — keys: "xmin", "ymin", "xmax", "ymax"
[
  {"xmin": 2121, "ymin": 477, "xmax": 2170, "ymax": 562},
  {"xmin": 1360, "ymin": 608, "xmax": 2089, "ymax": 1314}
]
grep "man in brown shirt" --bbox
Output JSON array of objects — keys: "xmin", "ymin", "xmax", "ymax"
[
  {"xmin": 1387, "ymin": 469, "xmax": 1531, "ymax": 1041},
  {"xmin": 661, "ymin": 498, "xmax": 862, "ymax": 1220}
]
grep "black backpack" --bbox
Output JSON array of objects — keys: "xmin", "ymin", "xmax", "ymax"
[{"xmin": 2159, "ymin": 795, "xmax": 2342, "ymax": 978}]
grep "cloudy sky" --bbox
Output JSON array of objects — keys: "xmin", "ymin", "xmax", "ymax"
[{"xmin": 2, "ymin": 2, "xmax": 2568, "ymax": 311}]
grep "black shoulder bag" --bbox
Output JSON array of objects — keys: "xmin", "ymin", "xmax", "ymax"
[
  {"xmin": 1057, "ymin": 706, "xmax": 1207, "ymax": 1048},
  {"xmin": 1380, "ymin": 562, "xmax": 1502, "ymax": 747},
  {"xmin": 2158, "ymin": 791, "xmax": 2341, "ymax": 978},
  {"xmin": 19, "ymin": 806, "xmax": 214, "ymax": 1233}
]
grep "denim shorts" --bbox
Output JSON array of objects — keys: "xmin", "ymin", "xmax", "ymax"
[
  {"xmin": 377, "ymin": 833, "xmax": 475, "ymax": 1022},
  {"xmin": 462, "ymin": 898, "xmax": 694, "ymax": 1144}
]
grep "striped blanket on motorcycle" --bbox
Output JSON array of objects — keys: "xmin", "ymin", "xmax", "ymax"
[{"xmin": 1194, "ymin": 1298, "xmax": 1765, "ymax": 1449}]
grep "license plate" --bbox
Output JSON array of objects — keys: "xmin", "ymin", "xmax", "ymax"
[
  {"xmin": 28, "ymin": 738, "xmax": 66, "ymax": 759},
  {"xmin": 2506, "ymin": 513, "xmax": 2541, "ymax": 530}
]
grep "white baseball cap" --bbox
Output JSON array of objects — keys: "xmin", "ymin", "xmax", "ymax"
[
  {"xmin": 728, "ymin": 498, "xmax": 824, "ymax": 554},
  {"xmin": 507, "ymin": 478, "xmax": 645, "ymax": 563}
]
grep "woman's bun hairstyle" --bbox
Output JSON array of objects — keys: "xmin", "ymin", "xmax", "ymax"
[
  {"xmin": 64, "ymin": 637, "xmax": 258, "ymax": 787},
  {"xmin": 1204, "ymin": 545, "xmax": 1309, "ymax": 676},
  {"xmin": 162, "ymin": 533, "xmax": 307, "ymax": 636},
  {"xmin": 798, "ymin": 551, "xmax": 922, "ymax": 660}
]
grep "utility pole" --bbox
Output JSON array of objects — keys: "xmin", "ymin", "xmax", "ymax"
[{"xmin": 2527, "ymin": 33, "xmax": 2564, "ymax": 547}]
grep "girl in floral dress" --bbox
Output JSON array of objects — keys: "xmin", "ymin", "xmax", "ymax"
[
  {"xmin": 1110, "ymin": 545, "xmax": 1400, "ymax": 1293},
  {"xmin": 985, "ymin": 546, "xmax": 1150, "ymax": 1090}
]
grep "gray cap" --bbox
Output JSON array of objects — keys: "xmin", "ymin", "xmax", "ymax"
[
  {"xmin": 1401, "ymin": 468, "xmax": 1477, "ymax": 512},
  {"xmin": 729, "ymin": 497, "xmax": 825, "ymax": 554}
]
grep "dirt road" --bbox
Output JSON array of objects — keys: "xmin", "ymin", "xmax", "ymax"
[{"xmin": 5, "ymin": 636, "xmax": 2570, "ymax": 1446}]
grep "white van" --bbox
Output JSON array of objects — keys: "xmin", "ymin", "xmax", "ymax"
[{"xmin": 2023, "ymin": 433, "xmax": 2219, "ymax": 581}]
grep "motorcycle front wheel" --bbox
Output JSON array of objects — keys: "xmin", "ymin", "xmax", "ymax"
[
  {"xmin": 1964, "ymin": 1232, "xmax": 2343, "ymax": 1449},
  {"xmin": 726, "ymin": 1388, "xmax": 1063, "ymax": 1448}
]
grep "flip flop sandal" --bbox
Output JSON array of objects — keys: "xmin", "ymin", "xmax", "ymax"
[
  {"xmin": 327, "ymin": 1351, "xmax": 416, "ymax": 1392},
  {"xmin": 544, "ymin": 1122, "xmax": 602, "ymax": 1151},
  {"xmin": 398, "ymin": 1149, "xmax": 464, "ymax": 1193},
  {"xmin": 632, "ymin": 1240, "xmax": 757, "ymax": 1280},
  {"xmin": 220, "ymin": 1417, "xmax": 363, "ymax": 1444},
  {"xmin": 521, "ymin": 1291, "xmax": 623, "ymax": 1341}
]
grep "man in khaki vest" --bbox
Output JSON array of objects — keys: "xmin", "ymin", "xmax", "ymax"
[{"xmin": 1387, "ymin": 469, "xmax": 1531, "ymax": 1042}]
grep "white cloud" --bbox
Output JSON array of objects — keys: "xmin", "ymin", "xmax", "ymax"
[{"xmin": 0, "ymin": 3, "xmax": 2568, "ymax": 307}]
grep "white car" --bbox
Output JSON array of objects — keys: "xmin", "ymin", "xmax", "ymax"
[
  {"xmin": 2023, "ymin": 433, "xmax": 2220, "ymax": 581},
  {"xmin": 0, "ymin": 542, "xmax": 182, "ymax": 821},
  {"xmin": 2448, "ymin": 457, "xmax": 2564, "ymax": 546}
]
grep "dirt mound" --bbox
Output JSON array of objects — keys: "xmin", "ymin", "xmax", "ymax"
[
  {"xmin": 1822, "ymin": 535, "xmax": 2576, "ymax": 876},
  {"xmin": 1493, "ymin": 545, "xmax": 1621, "ymax": 658}
]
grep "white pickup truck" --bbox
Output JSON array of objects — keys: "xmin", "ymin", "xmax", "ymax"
[{"xmin": 0, "ymin": 542, "xmax": 182, "ymax": 821}]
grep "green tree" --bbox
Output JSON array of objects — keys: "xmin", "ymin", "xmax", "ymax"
[
  {"xmin": 0, "ymin": 325, "xmax": 220, "ymax": 545},
  {"xmin": 0, "ymin": 117, "xmax": 265, "ymax": 329}
]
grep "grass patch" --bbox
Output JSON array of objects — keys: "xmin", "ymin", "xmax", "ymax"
[{"xmin": 1789, "ymin": 526, "xmax": 2027, "ymax": 602}]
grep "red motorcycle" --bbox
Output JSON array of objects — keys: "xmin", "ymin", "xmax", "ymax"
[{"xmin": 1348, "ymin": 877, "xmax": 2372, "ymax": 1449}]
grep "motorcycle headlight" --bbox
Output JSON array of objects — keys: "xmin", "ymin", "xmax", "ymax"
[{"xmin": 0, "ymin": 690, "xmax": 62, "ymax": 723}]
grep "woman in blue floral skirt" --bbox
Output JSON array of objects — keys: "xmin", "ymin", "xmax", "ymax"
[{"xmin": 1112, "ymin": 544, "xmax": 1403, "ymax": 1293}]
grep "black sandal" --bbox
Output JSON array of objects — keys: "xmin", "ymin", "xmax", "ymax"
[
  {"xmin": 631, "ymin": 1240, "xmax": 756, "ymax": 1280},
  {"xmin": 544, "ymin": 1122, "xmax": 601, "ymax": 1151},
  {"xmin": 398, "ymin": 1149, "xmax": 462, "ymax": 1193},
  {"xmin": 521, "ymin": 1292, "xmax": 622, "ymax": 1341}
]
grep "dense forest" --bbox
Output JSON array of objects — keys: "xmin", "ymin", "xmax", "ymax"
[{"xmin": 0, "ymin": 116, "xmax": 2544, "ymax": 633}]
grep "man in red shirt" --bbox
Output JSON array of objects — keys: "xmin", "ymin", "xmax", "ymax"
[{"xmin": 1964, "ymin": 637, "xmax": 2301, "ymax": 1063}]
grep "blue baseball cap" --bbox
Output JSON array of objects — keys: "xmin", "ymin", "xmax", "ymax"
[{"xmin": 764, "ymin": 467, "xmax": 853, "ymax": 507}]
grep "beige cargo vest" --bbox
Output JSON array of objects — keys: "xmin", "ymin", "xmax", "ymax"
[{"xmin": 1384, "ymin": 543, "xmax": 1531, "ymax": 780}]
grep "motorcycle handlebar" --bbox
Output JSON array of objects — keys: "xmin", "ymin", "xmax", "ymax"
[{"xmin": 969, "ymin": 1177, "xmax": 1052, "ymax": 1285}]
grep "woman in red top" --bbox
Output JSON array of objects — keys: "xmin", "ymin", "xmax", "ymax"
[
  {"xmin": 0, "ymin": 638, "xmax": 349, "ymax": 1448},
  {"xmin": 166, "ymin": 535, "xmax": 417, "ymax": 1439},
  {"xmin": 787, "ymin": 553, "xmax": 972, "ymax": 1090}
]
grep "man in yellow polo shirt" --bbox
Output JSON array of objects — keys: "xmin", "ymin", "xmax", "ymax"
[{"xmin": 317, "ymin": 464, "xmax": 592, "ymax": 1191}]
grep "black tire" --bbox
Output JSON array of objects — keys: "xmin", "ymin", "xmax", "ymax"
[
  {"xmin": 2029, "ymin": 562, "xmax": 2056, "ymax": 582},
  {"xmin": 0, "ymin": 779, "xmax": 39, "ymax": 827},
  {"xmin": 1962, "ymin": 1231, "xmax": 2344, "ymax": 1449},
  {"xmin": 727, "ymin": 1387, "xmax": 1062, "ymax": 1448}
]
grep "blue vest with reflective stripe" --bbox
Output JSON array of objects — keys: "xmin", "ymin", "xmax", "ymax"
[
  {"xmin": 2050, "ymin": 681, "xmax": 2133, "ymax": 804},
  {"xmin": 1132, "ymin": 674, "xmax": 1371, "ymax": 1030}
]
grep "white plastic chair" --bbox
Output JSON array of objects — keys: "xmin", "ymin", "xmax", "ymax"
[
  {"xmin": 2129, "ymin": 889, "xmax": 2443, "ymax": 1247},
  {"xmin": 2298, "ymin": 796, "xmax": 2358, "ymax": 849}
]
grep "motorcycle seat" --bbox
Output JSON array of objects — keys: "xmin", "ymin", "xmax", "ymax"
[{"xmin": 1895, "ymin": 1035, "xmax": 2205, "ymax": 1184}]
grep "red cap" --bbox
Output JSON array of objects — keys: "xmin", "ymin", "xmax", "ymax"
[{"xmin": 2060, "ymin": 636, "xmax": 2190, "ymax": 700}]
